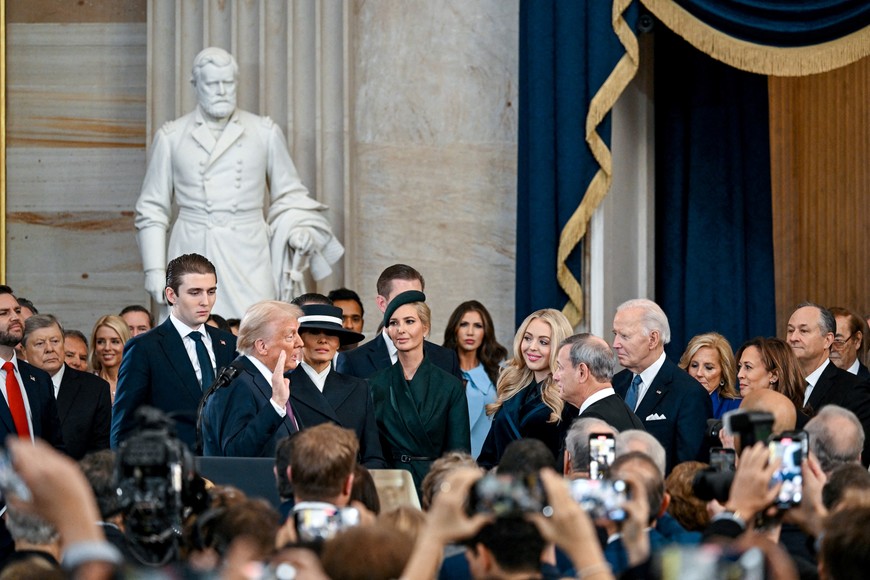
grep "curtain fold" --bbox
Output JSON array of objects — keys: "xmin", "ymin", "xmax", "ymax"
[
  {"xmin": 654, "ymin": 29, "xmax": 777, "ymax": 359},
  {"xmin": 516, "ymin": 0, "xmax": 638, "ymax": 327},
  {"xmin": 641, "ymin": 0, "xmax": 870, "ymax": 75}
]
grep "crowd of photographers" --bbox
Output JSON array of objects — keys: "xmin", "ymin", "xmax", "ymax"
[{"xmin": 1, "ymin": 395, "xmax": 869, "ymax": 579}]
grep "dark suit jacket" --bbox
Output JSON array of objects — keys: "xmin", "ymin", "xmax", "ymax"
[
  {"xmin": 287, "ymin": 366, "xmax": 387, "ymax": 468},
  {"xmin": 806, "ymin": 360, "xmax": 870, "ymax": 466},
  {"xmin": 201, "ymin": 356, "xmax": 297, "ymax": 458},
  {"xmin": 580, "ymin": 392, "xmax": 645, "ymax": 432},
  {"xmin": 336, "ymin": 333, "xmax": 461, "ymax": 380},
  {"xmin": 111, "ymin": 318, "xmax": 237, "ymax": 450},
  {"xmin": 0, "ymin": 360, "xmax": 65, "ymax": 451},
  {"xmin": 858, "ymin": 362, "xmax": 870, "ymax": 379},
  {"xmin": 57, "ymin": 364, "xmax": 111, "ymax": 460},
  {"xmin": 613, "ymin": 358, "xmax": 712, "ymax": 473}
]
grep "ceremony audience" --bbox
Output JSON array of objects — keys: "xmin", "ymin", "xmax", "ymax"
[
  {"xmin": 88, "ymin": 315, "xmax": 130, "ymax": 403},
  {"xmin": 10, "ymin": 266, "xmax": 870, "ymax": 578},
  {"xmin": 442, "ymin": 300, "xmax": 507, "ymax": 459},
  {"xmin": 678, "ymin": 332, "xmax": 741, "ymax": 419},
  {"xmin": 477, "ymin": 308, "xmax": 573, "ymax": 469}
]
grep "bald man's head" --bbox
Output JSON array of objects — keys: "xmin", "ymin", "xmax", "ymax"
[{"xmin": 740, "ymin": 389, "xmax": 796, "ymax": 434}]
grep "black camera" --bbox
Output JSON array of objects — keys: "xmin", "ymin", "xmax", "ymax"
[{"xmin": 116, "ymin": 407, "xmax": 209, "ymax": 566}]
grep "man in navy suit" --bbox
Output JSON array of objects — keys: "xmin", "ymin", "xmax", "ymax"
[
  {"xmin": 111, "ymin": 253, "xmax": 237, "ymax": 450},
  {"xmin": 554, "ymin": 333, "xmax": 644, "ymax": 433},
  {"xmin": 22, "ymin": 314, "xmax": 110, "ymax": 460},
  {"xmin": 335, "ymin": 264, "xmax": 460, "ymax": 380},
  {"xmin": 288, "ymin": 303, "xmax": 386, "ymax": 468},
  {"xmin": 788, "ymin": 302, "xmax": 870, "ymax": 466},
  {"xmin": 610, "ymin": 299, "xmax": 711, "ymax": 474},
  {"xmin": 202, "ymin": 300, "xmax": 303, "ymax": 457}
]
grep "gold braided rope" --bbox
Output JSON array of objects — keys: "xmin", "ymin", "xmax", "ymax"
[
  {"xmin": 558, "ymin": 0, "xmax": 640, "ymax": 326},
  {"xmin": 641, "ymin": 0, "xmax": 870, "ymax": 76}
]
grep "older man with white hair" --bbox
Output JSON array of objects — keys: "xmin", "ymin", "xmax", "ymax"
[
  {"xmin": 202, "ymin": 300, "xmax": 304, "ymax": 457},
  {"xmin": 611, "ymin": 299, "xmax": 711, "ymax": 473}
]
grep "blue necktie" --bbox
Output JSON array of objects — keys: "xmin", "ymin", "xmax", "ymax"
[
  {"xmin": 625, "ymin": 374, "xmax": 642, "ymax": 411},
  {"xmin": 188, "ymin": 332, "xmax": 215, "ymax": 391}
]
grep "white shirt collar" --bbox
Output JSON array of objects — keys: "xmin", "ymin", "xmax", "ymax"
[
  {"xmin": 246, "ymin": 354, "xmax": 275, "ymax": 385},
  {"xmin": 382, "ymin": 328, "xmax": 398, "ymax": 365},
  {"xmin": 51, "ymin": 364, "xmax": 66, "ymax": 398},
  {"xmin": 634, "ymin": 352, "xmax": 667, "ymax": 409},
  {"xmin": 579, "ymin": 387, "xmax": 617, "ymax": 414},
  {"xmin": 169, "ymin": 313, "xmax": 206, "ymax": 338},
  {"xmin": 301, "ymin": 361, "xmax": 330, "ymax": 392},
  {"xmin": 803, "ymin": 359, "xmax": 830, "ymax": 405},
  {"xmin": 847, "ymin": 358, "xmax": 860, "ymax": 375}
]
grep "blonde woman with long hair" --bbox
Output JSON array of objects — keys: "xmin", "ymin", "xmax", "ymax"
[
  {"xmin": 477, "ymin": 308, "xmax": 574, "ymax": 468},
  {"xmin": 89, "ymin": 315, "xmax": 131, "ymax": 403}
]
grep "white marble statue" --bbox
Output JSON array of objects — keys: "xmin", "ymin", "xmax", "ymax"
[{"xmin": 135, "ymin": 47, "xmax": 343, "ymax": 318}]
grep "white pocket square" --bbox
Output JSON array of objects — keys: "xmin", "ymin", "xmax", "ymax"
[{"xmin": 645, "ymin": 413, "xmax": 667, "ymax": 421}]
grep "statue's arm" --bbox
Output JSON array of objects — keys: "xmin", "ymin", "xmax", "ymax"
[{"xmin": 135, "ymin": 127, "xmax": 174, "ymax": 303}]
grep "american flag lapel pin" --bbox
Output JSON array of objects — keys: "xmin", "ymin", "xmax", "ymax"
[
  {"xmin": 656, "ymin": 390, "xmax": 662, "ymax": 395},
  {"xmin": 29, "ymin": 375, "xmax": 35, "ymax": 382},
  {"xmin": 220, "ymin": 340, "xmax": 226, "ymax": 345}
]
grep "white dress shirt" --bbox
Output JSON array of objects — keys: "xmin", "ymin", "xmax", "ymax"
[{"xmin": 169, "ymin": 314, "xmax": 216, "ymax": 385}]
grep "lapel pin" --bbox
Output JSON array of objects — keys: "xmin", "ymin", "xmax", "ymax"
[
  {"xmin": 220, "ymin": 340, "xmax": 226, "ymax": 345},
  {"xmin": 656, "ymin": 390, "xmax": 662, "ymax": 395},
  {"xmin": 29, "ymin": 375, "xmax": 35, "ymax": 382}
]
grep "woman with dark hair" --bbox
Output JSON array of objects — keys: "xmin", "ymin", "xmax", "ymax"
[
  {"xmin": 737, "ymin": 337, "xmax": 808, "ymax": 425},
  {"xmin": 443, "ymin": 301, "xmax": 507, "ymax": 458},
  {"xmin": 476, "ymin": 308, "xmax": 574, "ymax": 469},
  {"xmin": 369, "ymin": 291, "xmax": 470, "ymax": 493},
  {"xmin": 678, "ymin": 332, "xmax": 741, "ymax": 419}
]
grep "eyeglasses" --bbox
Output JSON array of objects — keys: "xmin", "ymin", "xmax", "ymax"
[{"xmin": 831, "ymin": 333, "xmax": 854, "ymax": 351}]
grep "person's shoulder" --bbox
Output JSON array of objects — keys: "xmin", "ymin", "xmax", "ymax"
[
  {"xmin": 330, "ymin": 369, "xmax": 368, "ymax": 389},
  {"xmin": 158, "ymin": 110, "xmax": 196, "ymax": 135},
  {"xmin": 17, "ymin": 360, "xmax": 51, "ymax": 384},
  {"xmin": 65, "ymin": 366, "xmax": 110, "ymax": 389},
  {"xmin": 426, "ymin": 359, "xmax": 464, "ymax": 389},
  {"xmin": 205, "ymin": 326, "xmax": 237, "ymax": 348}
]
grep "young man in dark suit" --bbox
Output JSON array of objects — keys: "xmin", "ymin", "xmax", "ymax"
[
  {"xmin": 788, "ymin": 302, "xmax": 870, "ymax": 466},
  {"xmin": 201, "ymin": 300, "xmax": 303, "ymax": 457},
  {"xmin": 553, "ymin": 333, "xmax": 644, "ymax": 432},
  {"xmin": 22, "ymin": 314, "xmax": 110, "ymax": 460},
  {"xmin": 610, "ymin": 299, "xmax": 711, "ymax": 474},
  {"xmin": 287, "ymin": 303, "xmax": 386, "ymax": 468},
  {"xmin": 111, "ymin": 253, "xmax": 237, "ymax": 450},
  {"xmin": 335, "ymin": 264, "xmax": 460, "ymax": 380}
]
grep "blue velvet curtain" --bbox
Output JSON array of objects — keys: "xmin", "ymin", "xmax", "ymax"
[
  {"xmin": 672, "ymin": 0, "xmax": 870, "ymax": 46},
  {"xmin": 515, "ymin": 1, "xmax": 637, "ymax": 327},
  {"xmin": 654, "ymin": 28, "xmax": 777, "ymax": 359}
]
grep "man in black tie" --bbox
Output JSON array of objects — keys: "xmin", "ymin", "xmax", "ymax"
[
  {"xmin": 22, "ymin": 315, "xmax": 110, "ymax": 460},
  {"xmin": 111, "ymin": 253, "xmax": 237, "ymax": 450},
  {"xmin": 610, "ymin": 299, "xmax": 711, "ymax": 473},
  {"xmin": 553, "ymin": 333, "xmax": 644, "ymax": 432},
  {"xmin": 201, "ymin": 300, "xmax": 304, "ymax": 457},
  {"xmin": 787, "ymin": 302, "xmax": 870, "ymax": 466}
]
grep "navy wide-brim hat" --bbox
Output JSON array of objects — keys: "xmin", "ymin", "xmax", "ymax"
[{"xmin": 299, "ymin": 304, "xmax": 365, "ymax": 346}]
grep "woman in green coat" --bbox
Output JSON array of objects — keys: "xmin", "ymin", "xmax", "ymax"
[{"xmin": 368, "ymin": 291, "xmax": 471, "ymax": 492}]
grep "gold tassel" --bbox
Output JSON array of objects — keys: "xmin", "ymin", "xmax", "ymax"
[
  {"xmin": 558, "ymin": 0, "xmax": 640, "ymax": 326},
  {"xmin": 641, "ymin": 0, "xmax": 870, "ymax": 76}
]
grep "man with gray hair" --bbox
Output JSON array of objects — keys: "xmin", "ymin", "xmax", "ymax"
[
  {"xmin": 553, "ymin": 333, "xmax": 643, "ymax": 432},
  {"xmin": 22, "ymin": 315, "xmax": 111, "ymax": 460},
  {"xmin": 787, "ymin": 302, "xmax": 870, "ymax": 466},
  {"xmin": 202, "ymin": 300, "xmax": 304, "ymax": 457},
  {"xmin": 563, "ymin": 417, "xmax": 617, "ymax": 476},
  {"xmin": 610, "ymin": 299, "xmax": 711, "ymax": 473},
  {"xmin": 136, "ymin": 46, "xmax": 343, "ymax": 318},
  {"xmin": 615, "ymin": 430, "xmax": 667, "ymax": 477},
  {"xmin": 804, "ymin": 405, "xmax": 865, "ymax": 475},
  {"xmin": 4, "ymin": 504, "xmax": 61, "ymax": 571}
]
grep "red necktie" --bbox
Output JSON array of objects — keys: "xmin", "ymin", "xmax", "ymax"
[{"xmin": 2, "ymin": 362, "xmax": 30, "ymax": 438}]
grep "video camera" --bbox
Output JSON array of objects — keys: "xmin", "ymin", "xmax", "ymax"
[{"xmin": 116, "ymin": 407, "xmax": 209, "ymax": 566}]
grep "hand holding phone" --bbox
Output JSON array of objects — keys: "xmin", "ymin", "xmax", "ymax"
[{"xmin": 768, "ymin": 432, "xmax": 808, "ymax": 509}]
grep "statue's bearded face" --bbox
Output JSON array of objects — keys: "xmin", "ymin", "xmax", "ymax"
[{"xmin": 195, "ymin": 62, "xmax": 237, "ymax": 119}]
